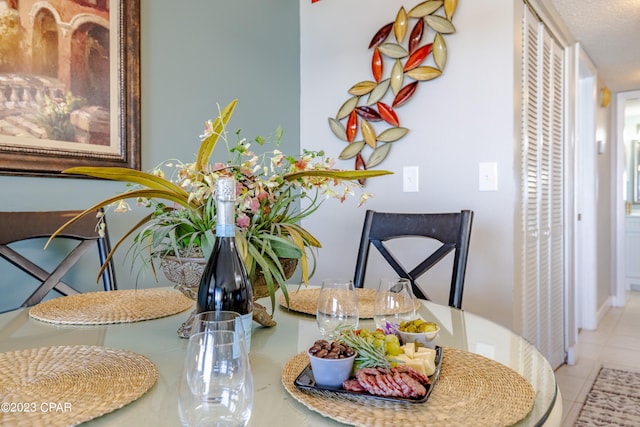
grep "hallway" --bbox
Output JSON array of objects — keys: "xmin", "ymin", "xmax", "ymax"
[{"xmin": 556, "ymin": 291, "xmax": 640, "ymax": 425}]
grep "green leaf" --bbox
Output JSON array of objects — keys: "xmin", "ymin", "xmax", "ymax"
[
  {"xmin": 196, "ymin": 99, "xmax": 237, "ymax": 170},
  {"xmin": 433, "ymin": 32, "xmax": 447, "ymax": 70},
  {"xmin": 366, "ymin": 79, "xmax": 390, "ymax": 106},
  {"xmin": 339, "ymin": 140, "xmax": 366, "ymax": 160},
  {"xmin": 201, "ymin": 229, "xmax": 215, "ymax": 258},
  {"xmin": 367, "ymin": 143, "xmax": 392, "ymax": 168},
  {"xmin": 425, "ymin": 15, "xmax": 456, "ymax": 33},
  {"xmin": 284, "ymin": 169, "xmax": 392, "ymax": 181},
  {"xmin": 336, "ymin": 96, "xmax": 359, "ymax": 120},
  {"xmin": 377, "ymin": 43, "xmax": 408, "ymax": 59},
  {"xmin": 46, "ymin": 189, "xmax": 195, "ymax": 248},
  {"xmin": 284, "ymin": 223, "xmax": 322, "ymax": 248},
  {"xmin": 377, "ymin": 127, "xmax": 409, "ymax": 142},
  {"xmin": 328, "ymin": 117, "xmax": 348, "ymax": 141},
  {"xmin": 261, "ymin": 234, "xmax": 303, "ymax": 259},
  {"xmin": 408, "ymin": 0, "xmax": 444, "ymax": 18},
  {"xmin": 64, "ymin": 167, "xmax": 190, "ymax": 200}
]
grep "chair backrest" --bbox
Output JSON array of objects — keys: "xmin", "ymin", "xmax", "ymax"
[
  {"xmin": 353, "ymin": 210, "xmax": 473, "ymax": 309},
  {"xmin": 0, "ymin": 210, "xmax": 117, "ymax": 309}
]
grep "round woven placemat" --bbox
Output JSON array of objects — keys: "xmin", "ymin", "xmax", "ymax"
[
  {"xmin": 29, "ymin": 288, "xmax": 193, "ymax": 325},
  {"xmin": 0, "ymin": 345, "xmax": 158, "ymax": 427},
  {"xmin": 282, "ymin": 347, "xmax": 535, "ymax": 427},
  {"xmin": 279, "ymin": 288, "xmax": 420, "ymax": 319}
]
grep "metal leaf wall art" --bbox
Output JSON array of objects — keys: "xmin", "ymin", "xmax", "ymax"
[{"xmin": 328, "ymin": 0, "xmax": 458, "ymax": 173}]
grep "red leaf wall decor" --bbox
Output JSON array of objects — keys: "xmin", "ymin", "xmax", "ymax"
[{"xmin": 327, "ymin": 1, "xmax": 458, "ymax": 170}]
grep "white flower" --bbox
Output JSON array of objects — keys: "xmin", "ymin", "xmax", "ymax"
[{"xmin": 114, "ymin": 200, "xmax": 131, "ymax": 213}]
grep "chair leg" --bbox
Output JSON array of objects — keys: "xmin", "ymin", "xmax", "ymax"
[
  {"xmin": 97, "ymin": 239, "xmax": 117, "ymax": 291},
  {"xmin": 20, "ymin": 240, "xmax": 93, "ymax": 306}
]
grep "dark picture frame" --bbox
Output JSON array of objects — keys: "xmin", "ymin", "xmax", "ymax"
[{"xmin": 0, "ymin": 0, "xmax": 140, "ymax": 177}]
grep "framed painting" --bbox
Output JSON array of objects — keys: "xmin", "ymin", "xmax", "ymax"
[{"xmin": 0, "ymin": 0, "xmax": 140, "ymax": 177}]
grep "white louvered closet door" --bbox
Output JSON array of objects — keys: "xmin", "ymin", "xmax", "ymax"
[{"xmin": 520, "ymin": 6, "xmax": 565, "ymax": 369}]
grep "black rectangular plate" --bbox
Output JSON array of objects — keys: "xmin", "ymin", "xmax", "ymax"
[{"xmin": 294, "ymin": 346, "xmax": 442, "ymax": 404}]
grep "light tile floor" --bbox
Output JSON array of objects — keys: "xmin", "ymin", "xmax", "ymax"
[{"xmin": 555, "ymin": 290, "xmax": 640, "ymax": 426}]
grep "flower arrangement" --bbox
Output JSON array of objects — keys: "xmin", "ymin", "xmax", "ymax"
[{"xmin": 49, "ymin": 99, "xmax": 391, "ymax": 315}]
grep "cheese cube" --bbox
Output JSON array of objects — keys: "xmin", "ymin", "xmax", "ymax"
[
  {"xmin": 401, "ymin": 342, "xmax": 416, "ymax": 358},
  {"xmin": 422, "ymin": 358, "xmax": 436, "ymax": 376},
  {"xmin": 405, "ymin": 359, "xmax": 427, "ymax": 375},
  {"xmin": 414, "ymin": 347, "xmax": 436, "ymax": 359},
  {"xmin": 394, "ymin": 354, "xmax": 411, "ymax": 363}
]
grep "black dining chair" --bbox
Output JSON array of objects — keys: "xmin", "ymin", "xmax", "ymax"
[
  {"xmin": 0, "ymin": 210, "xmax": 117, "ymax": 310},
  {"xmin": 353, "ymin": 210, "xmax": 473, "ymax": 309}
]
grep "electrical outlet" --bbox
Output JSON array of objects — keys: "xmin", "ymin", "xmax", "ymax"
[
  {"xmin": 478, "ymin": 162, "xmax": 498, "ymax": 191},
  {"xmin": 403, "ymin": 166, "xmax": 419, "ymax": 192}
]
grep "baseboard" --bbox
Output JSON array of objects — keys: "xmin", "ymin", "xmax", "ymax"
[
  {"xmin": 565, "ymin": 345, "xmax": 576, "ymax": 365},
  {"xmin": 596, "ymin": 296, "xmax": 612, "ymax": 326}
]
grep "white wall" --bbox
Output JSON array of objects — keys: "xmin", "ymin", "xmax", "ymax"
[{"xmin": 300, "ymin": 0, "xmax": 519, "ymax": 328}]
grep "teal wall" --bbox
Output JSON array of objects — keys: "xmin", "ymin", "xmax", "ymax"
[{"xmin": 0, "ymin": 0, "xmax": 300, "ymax": 312}]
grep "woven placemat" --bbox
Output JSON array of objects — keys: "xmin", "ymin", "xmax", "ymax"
[
  {"xmin": 29, "ymin": 288, "xmax": 193, "ymax": 325},
  {"xmin": 0, "ymin": 345, "xmax": 158, "ymax": 427},
  {"xmin": 279, "ymin": 288, "xmax": 420, "ymax": 319},
  {"xmin": 282, "ymin": 346, "xmax": 535, "ymax": 427}
]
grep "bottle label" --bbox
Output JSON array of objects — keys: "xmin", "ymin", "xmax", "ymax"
[
  {"xmin": 240, "ymin": 312, "xmax": 253, "ymax": 352},
  {"xmin": 216, "ymin": 223, "xmax": 235, "ymax": 237}
]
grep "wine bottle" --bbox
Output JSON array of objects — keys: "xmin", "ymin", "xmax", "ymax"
[{"xmin": 197, "ymin": 176, "xmax": 253, "ymax": 351}]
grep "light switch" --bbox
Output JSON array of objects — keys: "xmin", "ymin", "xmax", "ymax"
[
  {"xmin": 403, "ymin": 166, "xmax": 419, "ymax": 192},
  {"xmin": 478, "ymin": 162, "xmax": 498, "ymax": 191}
]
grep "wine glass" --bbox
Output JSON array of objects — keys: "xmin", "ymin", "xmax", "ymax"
[
  {"xmin": 374, "ymin": 277, "xmax": 417, "ymax": 329},
  {"xmin": 178, "ymin": 330, "xmax": 253, "ymax": 427},
  {"xmin": 316, "ymin": 278, "xmax": 359, "ymax": 337},
  {"xmin": 190, "ymin": 311, "xmax": 250, "ymax": 352}
]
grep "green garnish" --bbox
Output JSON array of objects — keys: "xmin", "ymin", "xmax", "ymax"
[{"xmin": 338, "ymin": 330, "xmax": 390, "ymax": 369}]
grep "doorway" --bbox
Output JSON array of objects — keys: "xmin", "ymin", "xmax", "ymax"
[{"xmin": 615, "ymin": 90, "xmax": 640, "ymax": 303}]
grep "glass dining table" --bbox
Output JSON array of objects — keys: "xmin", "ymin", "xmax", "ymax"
[{"xmin": 0, "ymin": 287, "xmax": 561, "ymax": 426}]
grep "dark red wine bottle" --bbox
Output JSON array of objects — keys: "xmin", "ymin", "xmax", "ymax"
[{"xmin": 197, "ymin": 176, "xmax": 253, "ymax": 350}]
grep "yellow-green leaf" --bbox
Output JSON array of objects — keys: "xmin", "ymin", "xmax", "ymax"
[
  {"xmin": 64, "ymin": 167, "xmax": 190, "ymax": 199},
  {"xmin": 348, "ymin": 80, "xmax": 377, "ymax": 96},
  {"xmin": 377, "ymin": 43, "xmax": 408, "ymax": 59},
  {"xmin": 366, "ymin": 78, "xmax": 390, "ymax": 106},
  {"xmin": 377, "ymin": 127, "xmax": 409, "ymax": 142},
  {"xmin": 367, "ymin": 144, "xmax": 392, "ymax": 168},
  {"xmin": 328, "ymin": 117, "xmax": 348, "ymax": 141},
  {"xmin": 95, "ymin": 212, "xmax": 155, "ymax": 283},
  {"xmin": 281, "ymin": 225, "xmax": 309, "ymax": 283},
  {"xmin": 45, "ymin": 189, "xmax": 194, "ymax": 249},
  {"xmin": 339, "ymin": 140, "xmax": 366, "ymax": 160},
  {"xmin": 391, "ymin": 59, "xmax": 404, "ymax": 95},
  {"xmin": 284, "ymin": 169, "xmax": 392, "ymax": 182},
  {"xmin": 405, "ymin": 66, "xmax": 442, "ymax": 81},
  {"xmin": 285, "ymin": 223, "xmax": 322, "ymax": 248},
  {"xmin": 196, "ymin": 99, "xmax": 237, "ymax": 171},
  {"xmin": 433, "ymin": 33, "xmax": 447, "ymax": 70},
  {"xmin": 408, "ymin": 0, "xmax": 444, "ymax": 18},
  {"xmin": 425, "ymin": 15, "xmax": 456, "ymax": 33},
  {"xmin": 336, "ymin": 96, "xmax": 359, "ymax": 120}
]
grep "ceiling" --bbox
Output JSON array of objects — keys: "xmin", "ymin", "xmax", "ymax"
[{"xmin": 547, "ymin": 0, "xmax": 640, "ymax": 93}]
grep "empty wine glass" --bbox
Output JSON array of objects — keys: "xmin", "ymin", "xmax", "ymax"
[
  {"xmin": 178, "ymin": 330, "xmax": 253, "ymax": 427},
  {"xmin": 190, "ymin": 310, "xmax": 250, "ymax": 352},
  {"xmin": 316, "ymin": 278, "xmax": 359, "ymax": 337},
  {"xmin": 374, "ymin": 277, "xmax": 417, "ymax": 329}
]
